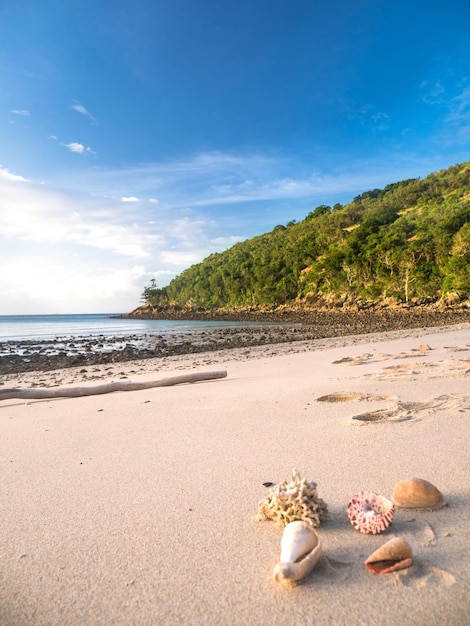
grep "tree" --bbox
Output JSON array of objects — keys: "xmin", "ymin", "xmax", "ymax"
[{"xmin": 141, "ymin": 279, "xmax": 168, "ymax": 305}]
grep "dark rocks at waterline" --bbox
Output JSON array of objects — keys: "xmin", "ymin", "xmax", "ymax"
[
  {"xmin": 0, "ymin": 327, "xmax": 299, "ymax": 374},
  {"xmin": 1, "ymin": 308, "xmax": 469, "ymax": 375}
]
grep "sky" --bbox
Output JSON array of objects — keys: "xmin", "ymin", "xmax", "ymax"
[{"xmin": 1, "ymin": 0, "xmax": 470, "ymax": 314}]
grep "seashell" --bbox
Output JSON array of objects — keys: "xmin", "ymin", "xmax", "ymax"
[
  {"xmin": 391, "ymin": 478, "xmax": 445, "ymax": 510},
  {"xmin": 365, "ymin": 537, "xmax": 413, "ymax": 574},
  {"xmin": 273, "ymin": 520, "xmax": 322, "ymax": 584},
  {"xmin": 348, "ymin": 491, "xmax": 394, "ymax": 534}
]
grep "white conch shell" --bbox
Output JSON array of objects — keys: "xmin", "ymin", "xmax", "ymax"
[{"xmin": 273, "ymin": 520, "xmax": 322, "ymax": 584}]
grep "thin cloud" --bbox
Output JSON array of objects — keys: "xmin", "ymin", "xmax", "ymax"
[
  {"xmin": 443, "ymin": 86, "xmax": 470, "ymax": 141},
  {"xmin": 420, "ymin": 73, "xmax": 470, "ymax": 142},
  {"xmin": 63, "ymin": 150, "xmax": 450, "ymax": 218},
  {"xmin": 10, "ymin": 109, "xmax": 31, "ymax": 116},
  {"xmin": 420, "ymin": 80, "xmax": 447, "ymax": 105},
  {"xmin": 121, "ymin": 196, "xmax": 140, "ymax": 202},
  {"xmin": 343, "ymin": 102, "xmax": 390, "ymax": 132},
  {"xmin": 71, "ymin": 102, "xmax": 97, "ymax": 123},
  {"xmin": 447, "ymin": 85, "xmax": 470, "ymax": 123}
]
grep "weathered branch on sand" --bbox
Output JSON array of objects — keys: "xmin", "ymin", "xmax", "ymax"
[{"xmin": 0, "ymin": 370, "xmax": 227, "ymax": 401}]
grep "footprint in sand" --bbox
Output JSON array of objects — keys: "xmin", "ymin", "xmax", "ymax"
[
  {"xmin": 332, "ymin": 345, "xmax": 434, "ymax": 368},
  {"xmin": 315, "ymin": 390, "xmax": 403, "ymax": 423},
  {"xmin": 316, "ymin": 391, "xmax": 395, "ymax": 403},
  {"xmin": 315, "ymin": 391, "xmax": 425, "ymax": 423},
  {"xmin": 349, "ymin": 393, "xmax": 470, "ymax": 424},
  {"xmin": 349, "ymin": 401, "xmax": 420, "ymax": 424},
  {"xmin": 397, "ymin": 563, "xmax": 456, "ymax": 588},
  {"xmin": 332, "ymin": 353, "xmax": 375, "ymax": 365},
  {"xmin": 314, "ymin": 556, "xmax": 353, "ymax": 583},
  {"xmin": 417, "ymin": 522, "xmax": 438, "ymax": 548},
  {"xmin": 332, "ymin": 344, "xmax": 470, "ymax": 381},
  {"xmin": 444, "ymin": 344, "xmax": 470, "ymax": 353},
  {"xmin": 392, "ymin": 344, "xmax": 433, "ymax": 360},
  {"xmin": 400, "ymin": 519, "xmax": 439, "ymax": 547},
  {"xmin": 362, "ymin": 357, "xmax": 470, "ymax": 381}
]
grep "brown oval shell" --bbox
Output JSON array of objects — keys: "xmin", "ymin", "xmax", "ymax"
[
  {"xmin": 391, "ymin": 478, "xmax": 445, "ymax": 510},
  {"xmin": 365, "ymin": 537, "xmax": 413, "ymax": 574}
]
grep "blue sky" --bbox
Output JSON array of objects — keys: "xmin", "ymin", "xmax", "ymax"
[{"xmin": 1, "ymin": 0, "xmax": 469, "ymax": 314}]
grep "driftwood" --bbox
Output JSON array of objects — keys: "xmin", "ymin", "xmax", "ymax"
[{"xmin": 0, "ymin": 370, "xmax": 227, "ymax": 401}]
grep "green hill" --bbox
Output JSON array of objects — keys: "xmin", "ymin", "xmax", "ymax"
[{"xmin": 142, "ymin": 160, "xmax": 470, "ymax": 310}]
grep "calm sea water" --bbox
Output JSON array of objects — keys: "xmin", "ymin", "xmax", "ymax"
[{"xmin": 0, "ymin": 313, "xmax": 275, "ymax": 342}]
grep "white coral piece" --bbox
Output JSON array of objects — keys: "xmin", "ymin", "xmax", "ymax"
[{"xmin": 258, "ymin": 469, "xmax": 328, "ymax": 527}]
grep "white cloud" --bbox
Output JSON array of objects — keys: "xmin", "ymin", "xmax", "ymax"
[
  {"xmin": 0, "ymin": 164, "xmax": 234, "ymax": 270},
  {"xmin": 0, "ymin": 165, "xmax": 234, "ymax": 312},
  {"xmin": 121, "ymin": 196, "xmax": 139, "ymax": 202},
  {"xmin": 66, "ymin": 142, "xmax": 95, "ymax": 155},
  {"xmin": 10, "ymin": 109, "xmax": 31, "ymax": 116},
  {"xmin": 71, "ymin": 101, "xmax": 97, "ymax": 123},
  {"xmin": 0, "ymin": 173, "xmax": 159, "ymax": 256},
  {"xmin": 72, "ymin": 103, "xmax": 88, "ymax": 115},
  {"xmin": 0, "ymin": 166, "xmax": 30, "ymax": 182},
  {"xmin": 0, "ymin": 254, "xmax": 149, "ymax": 314}
]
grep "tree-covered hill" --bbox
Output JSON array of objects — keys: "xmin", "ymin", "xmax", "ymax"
[{"xmin": 142, "ymin": 160, "xmax": 470, "ymax": 309}]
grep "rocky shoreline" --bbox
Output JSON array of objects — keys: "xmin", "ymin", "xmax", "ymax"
[
  {"xmin": 119, "ymin": 293, "xmax": 470, "ymax": 322},
  {"xmin": 1, "ymin": 306, "xmax": 469, "ymax": 375}
]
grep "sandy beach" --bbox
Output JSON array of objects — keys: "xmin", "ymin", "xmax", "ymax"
[{"xmin": 1, "ymin": 323, "xmax": 469, "ymax": 625}]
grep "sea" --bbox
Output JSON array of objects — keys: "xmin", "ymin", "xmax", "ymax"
[{"xmin": 0, "ymin": 313, "xmax": 278, "ymax": 356}]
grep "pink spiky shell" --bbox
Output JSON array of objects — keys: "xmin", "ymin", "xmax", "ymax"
[{"xmin": 348, "ymin": 490, "xmax": 394, "ymax": 534}]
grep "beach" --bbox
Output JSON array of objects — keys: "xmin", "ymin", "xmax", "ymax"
[{"xmin": 1, "ymin": 323, "xmax": 469, "ymax": 625}]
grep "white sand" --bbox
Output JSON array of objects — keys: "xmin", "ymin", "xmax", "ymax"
[{"xmin": 1, "ymin": 324, "xmax": 469, "ymax": 625}]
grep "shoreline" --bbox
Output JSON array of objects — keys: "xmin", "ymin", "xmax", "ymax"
[
  {"xmin": 1, "ymin": 308, "xmax": 469, "ymax": 375},
  {"xmin": 3, "ymin": 321, "xmax": 469, "ymax": 390}
]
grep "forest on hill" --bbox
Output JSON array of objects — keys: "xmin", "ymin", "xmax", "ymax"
[{"xmin": 142, "ymin": 160, "xmax": 470, "ymax": 310}]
